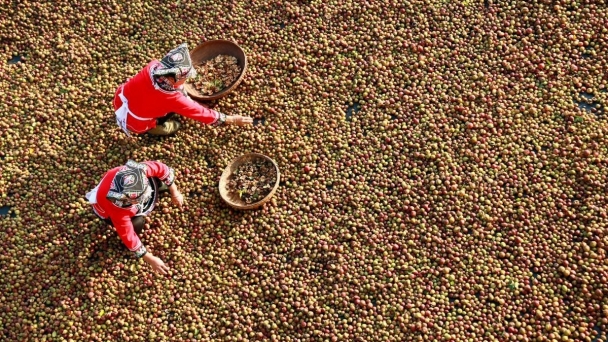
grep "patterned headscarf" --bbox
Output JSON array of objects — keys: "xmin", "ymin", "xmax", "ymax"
[
  {"xmin": 107, "ymin": 160, "xmax": 151, "ymax": 207},
  {"xmin": 153, "ymin": 43, "xmax": 197, "ymax": 82}
]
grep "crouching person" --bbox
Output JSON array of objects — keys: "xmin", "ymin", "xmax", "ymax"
[
  {"xmin": 85, "ymin": 160, "xmax": 183, "ymax": 274},
  {"xmin": 113, "ymin": 43, "xmax": 252, "ymax": 136}
]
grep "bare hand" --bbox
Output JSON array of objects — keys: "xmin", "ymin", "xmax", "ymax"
[
  {"xmin": 227, "ymin": 115, "xmax": 253, "ymax": 126},
  {"xmin": 168, "ymin": 184, "xmax": 183, "ymax": 208},
  {"xmin": 171, "ymin": 191, "xmax": 184, "ymax": 208},
  {"xmin": 143, "ymin": 254, "xmax": 170, "ymax": 275}
]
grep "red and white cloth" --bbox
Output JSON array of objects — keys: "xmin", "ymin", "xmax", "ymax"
[
  {"xmin": 112, "ymin": 60, "xmax": 222, "ymax": 134},
  {"xmin": 88, "ymin": 161, "xmax": 174, "ymax": 252}
]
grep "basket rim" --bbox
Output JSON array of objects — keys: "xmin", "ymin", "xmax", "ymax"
[
  {"xmin": 218, "ymin": 153, "xmax": 280, "ymax": 210},
  {"xmin": 185, "ymin": 39, "xmax": 248, "ymax": 101}
]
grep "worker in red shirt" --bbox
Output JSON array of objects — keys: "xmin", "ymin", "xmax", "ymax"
[
  {"xmin": 85, "ymin": 160, "xmax": 183, "ymax": 274},
  {"xmin": 113, "ymin": 43, "xmax": 253, "ymax": 136}
]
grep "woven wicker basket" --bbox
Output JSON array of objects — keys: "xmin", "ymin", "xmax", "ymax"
[
  {"xmin": 219, "ymin": 153, "xmax": 280, "ymax": 210},
  {"xmin": 185, "ymin": 39, "xmax": 247, "ymax": 101}
]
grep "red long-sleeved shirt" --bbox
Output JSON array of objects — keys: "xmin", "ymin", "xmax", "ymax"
[
  {"xmin": 91, "ymin": 161, "xmax": 174, "ymax": 251},
  {"xmin": 113, "ymin": 60, "xmax": 220, "ymax": 133}
]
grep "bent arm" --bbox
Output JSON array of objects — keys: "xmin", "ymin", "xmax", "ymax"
[{"xmin": 143, "ymin": 161, "xmax": 176, "ymax": 186}]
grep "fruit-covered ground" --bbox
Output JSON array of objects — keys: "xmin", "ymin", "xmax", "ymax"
[{"xmin": 1, "ymin": 0, "xmax": 608, "ymax": 341}]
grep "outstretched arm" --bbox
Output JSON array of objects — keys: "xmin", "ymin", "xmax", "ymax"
[
  {"xmin": 111, "ymin": 213, "xmax": 169, "ymax": 275},
  {"xmin": 171, "ymin": 93, "xmax": 253, "ymax": 127}
]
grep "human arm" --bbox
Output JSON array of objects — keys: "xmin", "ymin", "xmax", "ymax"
[
  {"xmin": 170, "ymin": 93, "xmax": 223, "ymax": 125},
  {"xmin": 142, "ymin": 161, "xmax": 183, "ymax": 207},
  {"xmin": 143, "ymin": 161, "xmax": 176, "ymax": 186},
  {"xmin": 110, "ymin": 215, "xmax": 143, "ymax": 253},
  {"xmin": 170, "ymin": 93, "xmax": 252, "ymax": 127},
  {"xmin": 110, "ymin": 215, "xmax": 169, "ymax": 274}
]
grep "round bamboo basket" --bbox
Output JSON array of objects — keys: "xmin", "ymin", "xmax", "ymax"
[
  {"xmin": 185, "ymin": 39, "xmax": 247, "ymax": 101},
  {"xmin": 219, "ymin": 153, "xmax": 280, "ymax": 210}
]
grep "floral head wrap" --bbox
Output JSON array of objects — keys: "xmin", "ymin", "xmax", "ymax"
[
  {"xmin": 152, "ymin": 43, "xmax": 197, "ymax": 82},
  {"xmin": 107, "ymin": 160, "xmax": 151, "ymax": 206}
]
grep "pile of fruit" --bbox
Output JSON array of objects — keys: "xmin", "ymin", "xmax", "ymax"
[
  {"xmin": 190, "ymin": 54, "xmax": 242, "ymax": 95},
  {"xmin": 1, "ymin": 0, "xmax": 608, "ymax": 341}
]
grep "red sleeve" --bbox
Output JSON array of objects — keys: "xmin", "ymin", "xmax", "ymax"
[
  {"xmin": 171, "ymin": 93, "xmax": 220, "ymax": 125},
  {"xmin": 110, "ymin": 215, "xmax": 142, "ymax": 251},
  {"xmin": 143, "ymin": 161, "xmax": 175, "ymax": 185}
]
